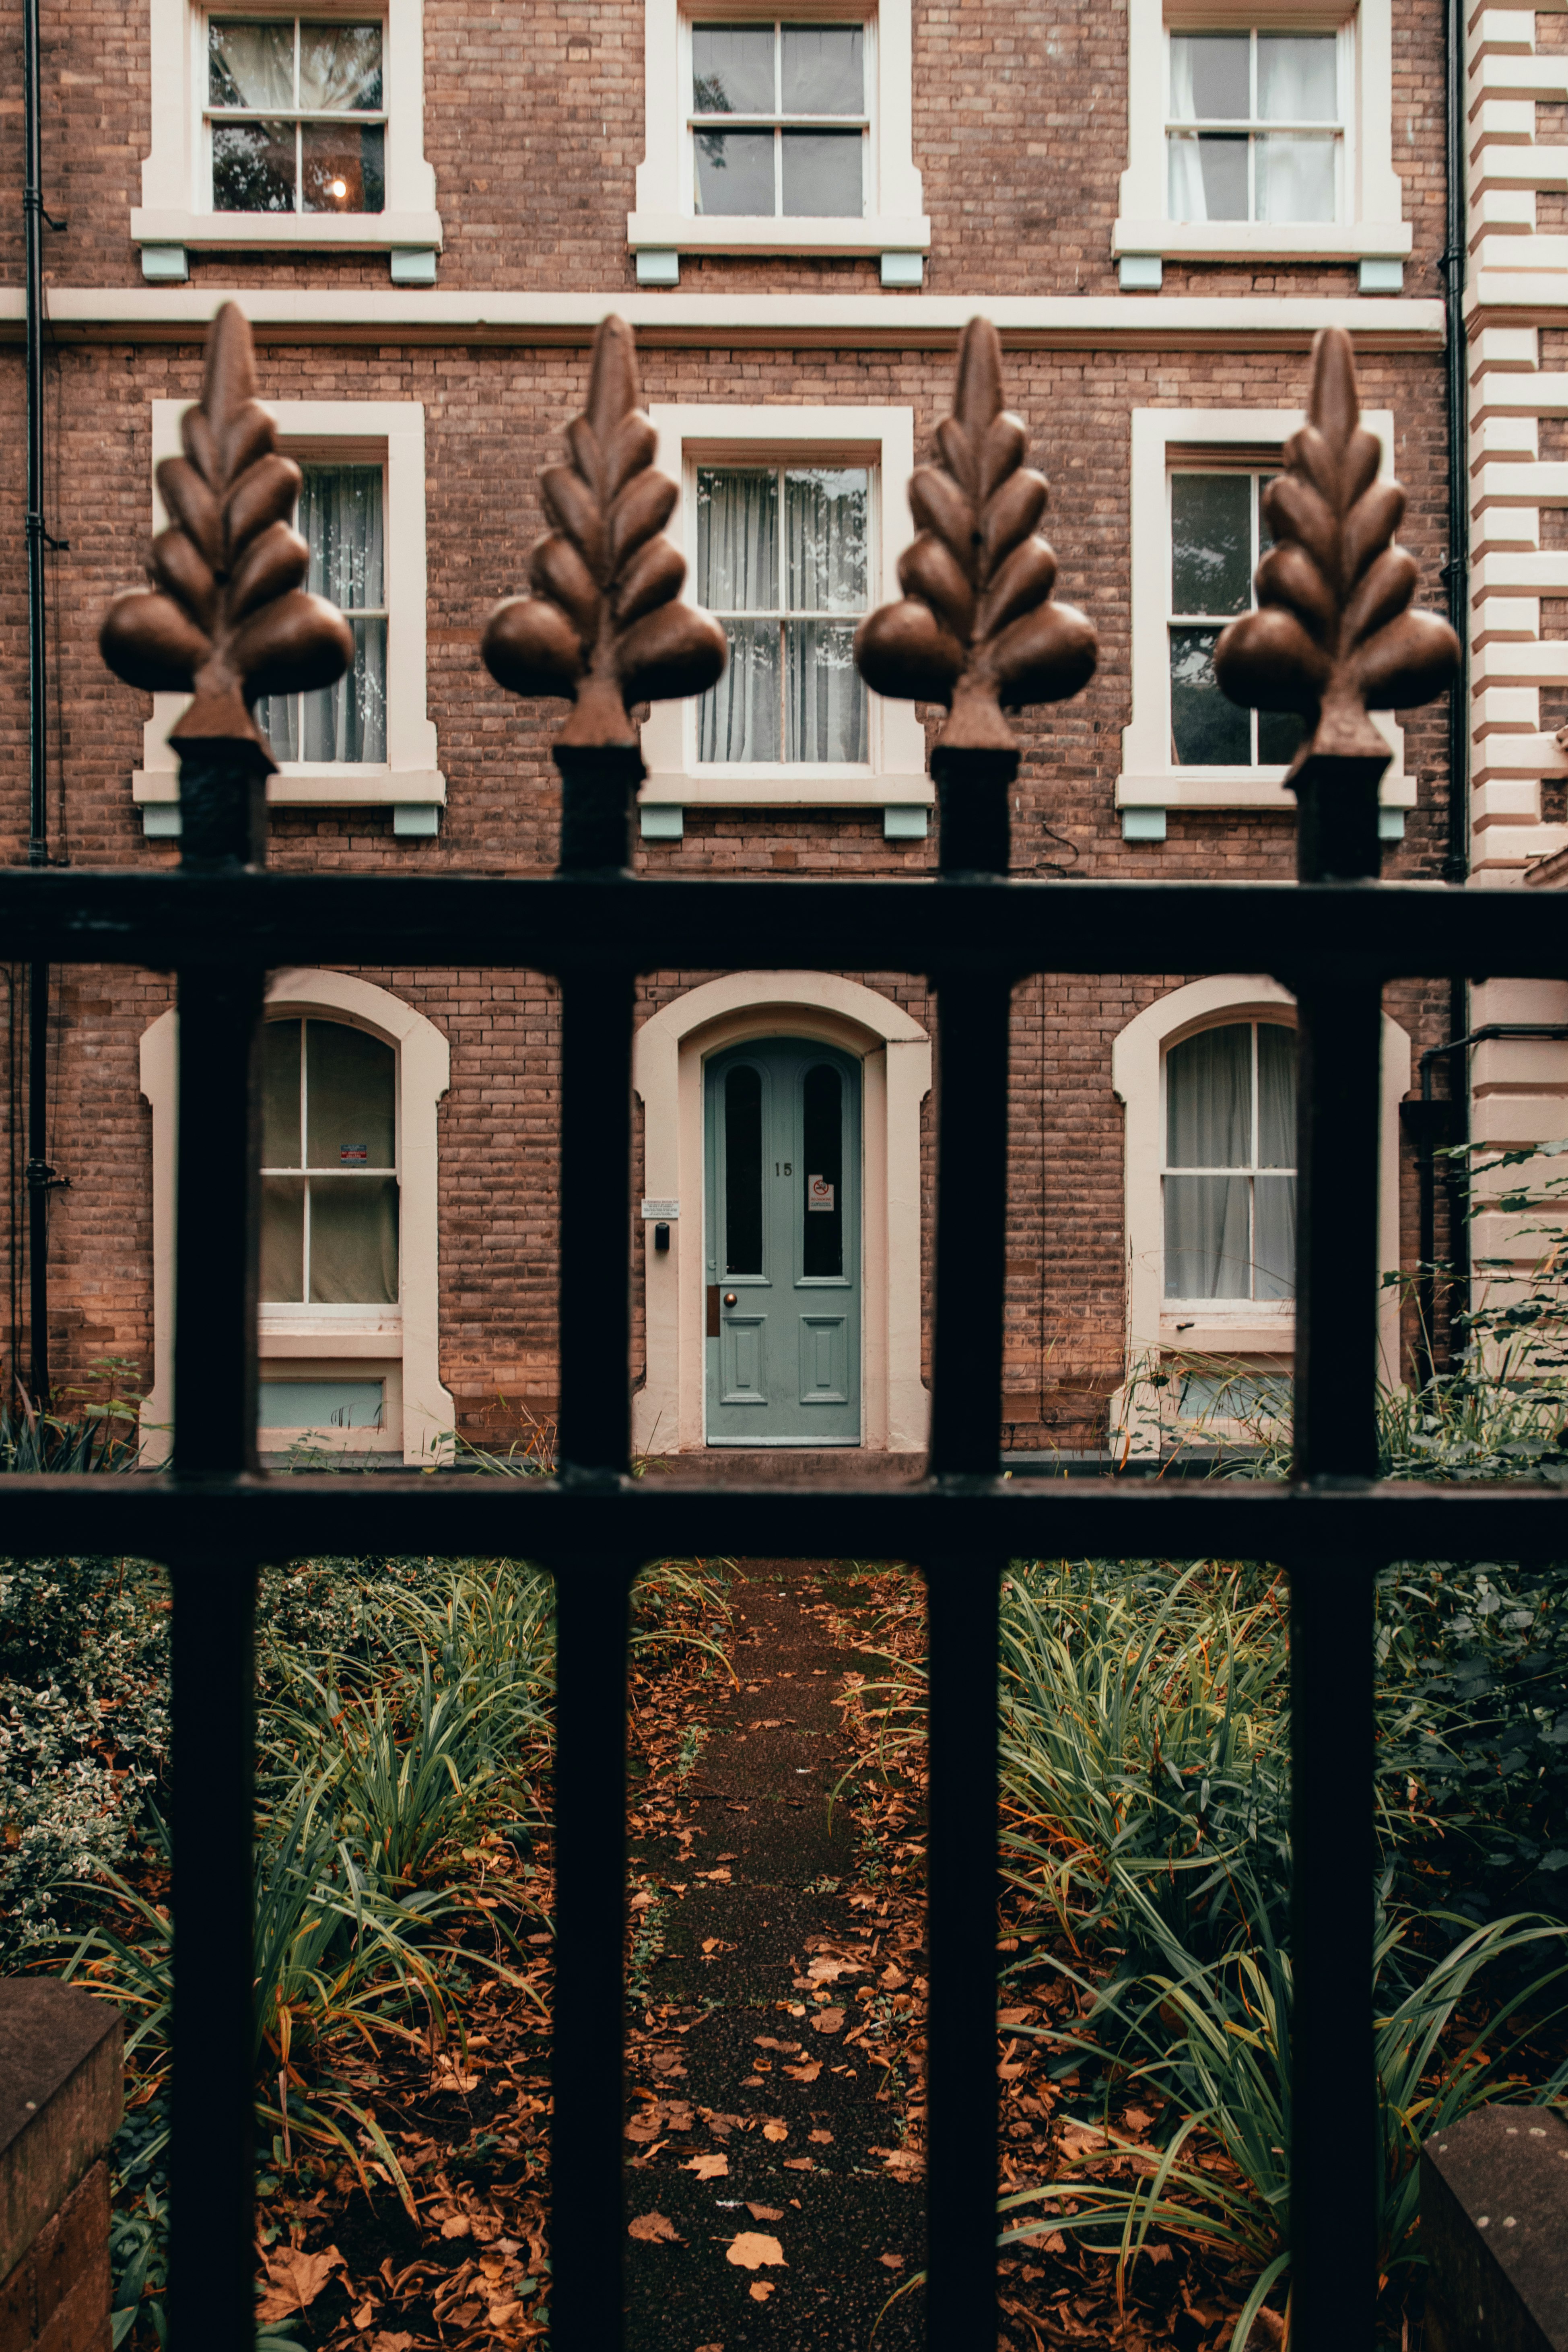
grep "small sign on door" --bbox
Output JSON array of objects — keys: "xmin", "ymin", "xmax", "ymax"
[{"xmin": 807, "ymin": 1174, "xmax": 834, "ymax": 1212}]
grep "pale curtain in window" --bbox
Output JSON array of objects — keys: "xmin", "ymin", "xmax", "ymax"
[
  {"xmin": 258, "ymin": 465, "xmax": 387, "ymax": 763},
  {"xmin": 1163, "ymin": 1021, "xmax": 1297, "ymax": 1300},
  {"xmin": 697, "ymin": 466, "xmax": 868, "ymax": 763},
  {"xmin": 260, "ymin": 1018, "xmax": 399, "ymax": 1305}
]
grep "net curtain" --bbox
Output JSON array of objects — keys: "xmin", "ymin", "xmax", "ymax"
[
  {"xmin": 1163, "ymin": 1021, "xmax": 1297, "ymax": 1301},
  {"xmin": 697, "ymin": 468, "xmax": 868, "ymax": 763},
  {"xmin": 258, "ymin": 464, "xmax": 387, "ymax": 762}
]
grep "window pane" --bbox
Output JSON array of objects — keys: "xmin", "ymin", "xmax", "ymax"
[
  {"xmin": 786, "ymin": 469, "xmax": 868, "ymax": 614},
  {"xmin": 781, "ymin": 25, "xmax": 863, "ymax": 113},
  {"xmin": 802, "ymin": 1064, "xmax": 844, "ymax": 1278},
  {"xmin": 695, "ymin": 128, "xmax": 776, "ymax": 214},
  {"xmin": 1170, "ymin": 33, "xmax": 1249, "ymax": 119},
  {"xmin": 786, "ymin": 620, "xmax": 867, "ymax": 761},
  {"xmin": 262, "ymin": 1019, "xmax": 302, "ymax": 1167},
  {"xmin": 1164, "ymin": 1174, "xmax": 1251, "ymax": 1298},
  {"xmin": 1257, "ymin": 34, "xmax": 1336, "ymax": 122},
  {"xmin": 1172, "ymin": 474, "xmax": 1252, "ymax": 615},
  {"xmin": 1170, "ymin": 627, "xmax": 1250, "ymax": 764},
  {"xmin": 261, "ymin": 1175, "xmax": 306, "ymax": 1302},
  {"xmin": 692, "ymin": 24, "xmax": 777, "ymax": 113},
  {"xmin": 301, "ymin": 617, "xmax": 387, "ymax": 761},
  {"xmin": 1258, "ymin": 705, "xmax": 1306, "ymax": 765},
  {"xmin": 259, "ymin": 1378, "xmax": 385, "ymax": 1429},
  {"xmin": 1168, "ymin": 132, "xmax": 1248, "ymax": 221},
  {"xmin": 1257, "ymin": 1024, "xmax": 1297, "ymax": 1167},
  {"xmin": 209, "ymin": 19, "xmax": 293, "ymax": 107},
  {"xmin": 302, "ymin": 120, "xmax": 385, "ymax": 212},
  {"xmin": 305, "ymin": 1020, "xmax": 396, "ymax": 1169},
  {"xmin": 1255, "ymin": 133, "xmax": 1335, "ymax": 224},
  {"xmin": 299, "ymin": 22, "xmax": 383, "ymax": 109},
  {"xmin": 309, "ymin": 1177, "xmax": 398, "ymax": 1305},
  {"xmin": 782, "ymin": 129, "xmax": 861, "ymax": 215},
  {"xmin": 699, "ymin": 618, "xmax": 782, "ymax": 760},
  {"xmin": 724, "ymin": 1065, "xmax": 764, "ymax": 1276},
  {"xmin": 1167, "ymin": 1023, "xmax": 1251, "ymax": 1167},
  {"xmin": 697, "ymin": 469, "xmax": 778, "ymax": 612},
  {"xmin": 212, "ymin": 120, "xmax": 296, "ymax": 212},
  {"xmin": 257, "ymin": 683, "xmax": 299, "ymax": 759},
  {"xmin": 1254, "ymin": 1175, "xmax": 1297, "ymax": 1300}
]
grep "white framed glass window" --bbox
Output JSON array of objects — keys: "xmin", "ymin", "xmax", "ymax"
[
  {"xmin": 207, "ymin": 15, "xmax": 386, "ymax": 215},
  {"xmin": 696, "ymin": 464, "xmax": 870, "ymax": 764},
  {"xmin": 1167, "ymin": 30, "xmax": 1341, "ymax": 225},
  {"xmin": 1162, "ymin": 1020, "xmax": 1297, "ymax": 1303},
  {"xmin": 261, "ymin": 1016, "xmax": 400, "ymax": 1307},
  {"xmin": 255, "ymin": 462, "xmax": 388, "ymax": 763},
  {"xmin": 1168, "ymin": 467, "xmax": 1303, "ymax": 769},
  {"xmin": 691, "ymin": 20, "xmax": 867, "ymax": 218}
]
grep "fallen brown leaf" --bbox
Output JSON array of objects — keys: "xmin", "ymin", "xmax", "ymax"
[
  {"xmin": 783, "ymin": 2061, "xmax": 821, "ymax": 2084},
  {"xmin": 726, "ymin": 2231, "xmax": 785, "ymax": 2270},
  {"xmin": 685, "ymin": 2153, "xmax": 729, "ymax": 2179},
  {"xmin": 808, "ymin": 2129, "xmax": 833, "ymax": 2144},
  {"xmin": 762, "ymin": 2121, "xmax": 788, "ymax": 2142},
  {"xmin": 255, "ymin": 2243, "xmax": 345, "ymax": 2321},
  {"xmin": 810, "ymin": 2008, "xmax": 845, "ymax": 2035},
  {"xmin": 440, "ymin": 2214, "xmax": 472, "ymax": 2239},
  {"xmin": 628, "ymin": 2212, "xmax": 683, "ymax": 2244},
  {"xmin": 746, "ymin": 2204, "xmax": 784, "ymax": 2222},
  {"xmin": 879, "ymin": 2253, "xmax": 905, "ymax": 2269},
  {"xmin": 782, "ymin": 2157, "xmax": 813, "ymax": 2171},
  {"xmin": 749, "ymin": 2282, "xmax": 775, "ymax": 2302}
]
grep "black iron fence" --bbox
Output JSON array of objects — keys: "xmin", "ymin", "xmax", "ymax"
[{"xmin": 5, "ymin": 311, "xmax": 1567, "ymax": 2351}]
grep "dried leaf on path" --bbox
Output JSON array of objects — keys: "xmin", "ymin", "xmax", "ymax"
[
  {"xmin": 746, "ymin": 2203, "xmax": 784, "ymax": 2221},
  {"xmin": 879, "ymin": 2253, "xmax": 905, "ymax": 2269},
  {"xmin": 726, "ymin": 2231, "xmax": 785, "ymax": 2269},
  {"xmin": 810, "ymin": 2008, "xmax": 845, "ymax": 2034},
  {"xmin": 749, "ymin": 2282, "xmax": 775, "ymax": 2302},
  {"xmin": 685, "ymin": 2153, "xmax": 729, "ymax": 2179},
  {"xmin": 783, "ymin": 2061, "xmax": 821, "ymax": 2083},
  {"xmin": 628, "ymin": 2212, "xmax": 684, "ymax": 2244},
  {"xmin": 762, "ymin": 2121, "xmax": 788, "ymax": 2142},
  {"xmin": 255, "ymin": 2243, "xmax": 345, "ymax": 2319},
  {"xmin": 808, "ymin": 2128, "xmax": 833, "ymax": 2144}
]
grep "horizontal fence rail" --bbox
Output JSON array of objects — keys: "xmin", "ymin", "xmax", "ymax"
[{"xmin": 2, "ymin": 867, "xmax": 1568, "ymax": 979}]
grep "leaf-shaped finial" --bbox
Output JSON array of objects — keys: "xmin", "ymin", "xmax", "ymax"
[
  {"xmin": 99, "ymin": 302, "xmax": 354, "ymax": 757},
  {"xmin": 1214, "ymin": 326, "xmax": 1460, "ymax": 765},
  {"xmin": 852, "ymin": 317, "xmax": 1097, "ymax": 752},
  {"xmin": 481, "ymin": 315, "xmax": 727, "ymax": 746}
]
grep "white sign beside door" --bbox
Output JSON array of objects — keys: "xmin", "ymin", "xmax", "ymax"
[{"xmin": 807, "ymin": 1175, "xmax": 834, "ymax": 1211}]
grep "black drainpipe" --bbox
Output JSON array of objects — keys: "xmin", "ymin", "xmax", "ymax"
[{"xmin": 22, "ymin": 0, "xmax": 67, "ymax": 1407}]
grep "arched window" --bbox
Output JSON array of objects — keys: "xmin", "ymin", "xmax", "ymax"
[
  {"xmin": 1162, "ymin": 1019, "xmax": 1296, "ymax": 1303},
  {"xmin": 261, "ymin": 1017, "xmax": 399, "ymax": 1305}
]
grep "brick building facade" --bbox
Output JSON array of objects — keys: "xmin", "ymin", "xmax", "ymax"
[{"xmin": 2, "ymin": 0, "xmax": 1564, "ymax": 1468}]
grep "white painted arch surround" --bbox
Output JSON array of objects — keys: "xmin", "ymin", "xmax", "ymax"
[
  {"xmin": 1108, "ymin": 973, "xmax": 1411, "ymax": 1452},
  {"xmin": 632, "ymin": 973, "xmax": 931, "ymax": 1456},
  {"xmin": 138, "ymin": 969, "xmax": 454, "ymax": 1466}
]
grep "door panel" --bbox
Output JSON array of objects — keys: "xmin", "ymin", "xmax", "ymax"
[
  {"xmin": 705, "ymin": 1037, "xmax": 861, "ymax": 1444},
  {"xmin": 798, "ymin": 1311, "xmax": 849, "ymax": 1406},
  {"xmin": 721, "ymin": 1313, "xmax": 769, "ymax": 1406}
]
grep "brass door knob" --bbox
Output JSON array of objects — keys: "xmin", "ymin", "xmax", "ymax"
[{"xmin": 723, "ymin": 1292, "xmax": 737, "ymax": 1306}]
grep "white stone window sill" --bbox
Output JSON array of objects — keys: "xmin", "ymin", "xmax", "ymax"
[
  {"xmin": 642, "ymin": 768, "xmax": 933, "ymax": 809},
  {"xmin": 134, "ymin": 767, "xmax": 445, "ymax": 809},
  {"xmin": 1160, "ymin": 1315, "xmax": 1294, "ymax": 1354},
  {"xmin": 1117, "ymin": 767, "xmax": 1416, "ymax": 812},
  {"xmin": 1113, "ymin": 217, "xmax": 1411, "ymax": 262},
  {"xmin": 628, "ymin": 210, "xmax": 929, "ymax": 256},
  {"xmin": 131, "ymin": 208, "xmax": 443, "ymax": 251}
]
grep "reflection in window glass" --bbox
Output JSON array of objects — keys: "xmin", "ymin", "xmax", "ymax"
[
  {"xmin": 256, "ymin": 465, "xmax": 388, "ymax": 764},
  {"xmin": 260, "ymin": 1018, "xmax": 399, "ymax": 1305},
  {"xmin": 210, "ymin": 16, "xmax": 384, "ymax": 214},
  {"xmin": 1163, "ymin": 1020, "xmax": 1296, "ymax": 1300},
  {"xmin": 1168, "ymin": 469, "xmax": 1303, "ymax": 769},
  {"xmin": 698, "ymin": 466, "xmax": 869, "ymax": 763},
  {"xmin": 1168, "ymin": 29, "xmax": 1338, "ymax": 225},
  {"xmin": 725, "ymin": 1064, "xmax": 764, "ymax": 1275},
  {"xmin": 692, "ymin": 20, "xmax": 864, "ymax": 216}
]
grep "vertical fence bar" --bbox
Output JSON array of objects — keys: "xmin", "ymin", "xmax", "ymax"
[
  {"xmin": 1287, "ymin": 753, "xmax": 1384, "ymax": 2348},
  {"xmin": 167, "ymin": 741, "xmax": 269, "ymax": 2349},
  {"xmin": 547, "ymin": 744, "xmax": 641, "ymax": 2348},
  {"xmin": 923, "ymin": 743, "xmax": 1014, "ymax": 2342}
]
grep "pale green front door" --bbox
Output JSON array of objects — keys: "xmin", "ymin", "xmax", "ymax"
[{"xmin": 704, "ymin": 1039, "xmax": 861, "ymax": 1445}]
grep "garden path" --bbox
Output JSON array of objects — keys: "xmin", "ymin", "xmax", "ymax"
[{"xmin": 622, "ymin": 1560, "xmax": 927, "ymax": 2350}]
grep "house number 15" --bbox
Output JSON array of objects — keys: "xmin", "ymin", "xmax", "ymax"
[{"xmin": 775, "ymin": 1161, "xmax": 792, "ymax": 1175}]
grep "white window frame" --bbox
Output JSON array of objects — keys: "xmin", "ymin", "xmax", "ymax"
[
  {"xmin": 1119, "ymin": 405, "xmax": 1411, "ymax": 815},
  {"xmin": 640, "ymin": 404, "xmax": 929, "ymax": 812},
  {"xmin": 132, "ymin": 398, "xmax": 443, "ymax": 820},
  {"xmin": 134, "ymin": 0, "xmax": 441, "ymax": 256},
  {"xmin": 1115, "ymin": 0, "xmax": 1410, "ymax": 265},
  {"xmin": 138, "ymin": 969, "xmax": 455, "ymax": 1466},
  {"xmin": 1109, "ymin": 973, "xmax": 1411, "ymax": 1455},
  {"xmin": 1160, "ymin": 1014, "xmax": 1298, "ymax": 1309},
  {"xmin": 1165, "ymin": 25, "xmax": 1348, "ymax": 228},
  {"xmin": 630, "ymin": 0, "xmax": 927, "ymax": 260}
]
